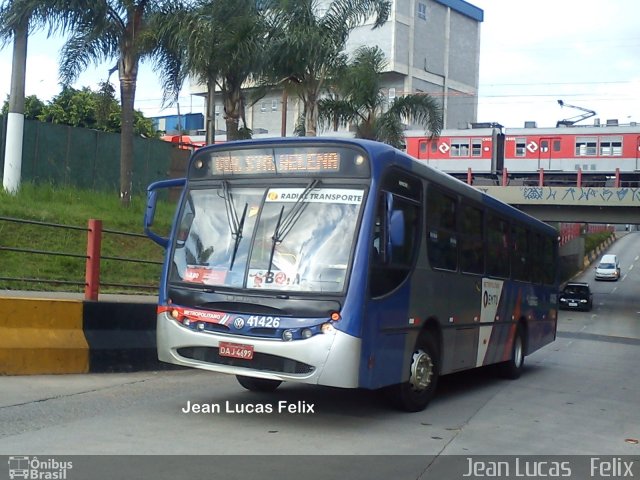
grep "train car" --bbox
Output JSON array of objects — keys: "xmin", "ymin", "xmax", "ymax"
[
  {"xmin": 404, "ymin": 128, "xmax": 503, "ymax": 174},
  {"xmin": 405, "ymin": 123, "xmax": 640, "ymax": 185},
  {"xmin": 503, "ymin": 125, "xmax": 640, "ymax": 174}
]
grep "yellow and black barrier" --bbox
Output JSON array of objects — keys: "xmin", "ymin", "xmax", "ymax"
[{"xmin": 0, "ymin": 297, "xmax": 170, "ymax": 375}]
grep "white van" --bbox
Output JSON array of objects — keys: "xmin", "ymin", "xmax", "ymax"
[{"xmin": 595, "ymin": 254, "xmax": 620, "ymax": 281}]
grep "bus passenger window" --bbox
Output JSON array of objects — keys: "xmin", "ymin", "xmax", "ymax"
[
  {"xmin": 460, "ymin": 203, "xmax": 484, "ymax": 274},
  {"xmin": 486, "ymin": 214, "xmax": 510, "ymax": 278},
  {"xmin": 512, "ymin": 226, "xmax": 530, "ymax": 281},
  {"xmin": 426, "ymin": 187, "xmax": 458, "ymax": 271}
]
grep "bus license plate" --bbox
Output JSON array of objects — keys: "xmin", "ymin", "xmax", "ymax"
[{"xmin": 219, "ymin": 342, "xmax": 254, "ymax": 360}]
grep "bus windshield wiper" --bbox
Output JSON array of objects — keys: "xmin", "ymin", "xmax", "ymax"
[
  {"xmin": 266, "ymin": 179, "xmax": 319, "ymax": 278},
  {"xmin": 221, "ymin": 181, "xmax": 248, "ymax": 271},
  {"xmin": 229, "ymin": 203, "xmax": 248, "ymax": 271}
]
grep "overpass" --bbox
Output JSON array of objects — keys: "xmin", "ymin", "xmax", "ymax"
[{"xmin": 477, "ymin": 186, "xmax": 640, "ymax": 224}]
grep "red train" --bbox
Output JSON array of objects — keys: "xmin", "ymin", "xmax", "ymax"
[{"xmin": 404, "ymin": 123, "xmax": 640, "ymax": 186}]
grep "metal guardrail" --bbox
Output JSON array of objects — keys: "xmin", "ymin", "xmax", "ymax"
[{"xmin": 0, "ymin": 216, "xmax": 162, "ymax": 300}]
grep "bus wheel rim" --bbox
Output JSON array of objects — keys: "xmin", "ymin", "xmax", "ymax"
[{"xmin": 410, "ymin": 349, "xmax": 433, "ymax": 391}]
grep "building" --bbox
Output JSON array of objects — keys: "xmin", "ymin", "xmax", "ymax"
[
  {"xmin": 187, "ymin": 0, "xmax": 483, "ymax": 138},
  {"xmin": 152, "ymin": 113, "xmax": 204, "ymax": 135}
]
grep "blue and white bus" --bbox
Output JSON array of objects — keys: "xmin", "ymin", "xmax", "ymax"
[{"xmin": 144, "ymin": 137, "xmax": 558, "ymax": 411}]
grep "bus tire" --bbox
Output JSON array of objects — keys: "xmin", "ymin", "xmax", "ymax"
[
  {"xmin": 498, "ymin": 325, "xmax": 525, "ymax": 379},
  {"xmin": 236, "ymin": 375, "xmax": 282, "ymax": 392},
  {"xmin": 387, "ymin": 335, "xmax": 439, "ymax": 412}
]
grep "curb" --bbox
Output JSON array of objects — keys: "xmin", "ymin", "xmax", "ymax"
[{"xmin": 0, "ymin": 297, "xmax": 171, "ymax": 375}]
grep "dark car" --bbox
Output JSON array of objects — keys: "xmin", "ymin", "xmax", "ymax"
[{"xmin": 559, "ymin": 282, "xmax": 593, "ymax": 311}]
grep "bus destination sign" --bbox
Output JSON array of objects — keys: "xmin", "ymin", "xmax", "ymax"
[
  {"xmin": 189, "ymin": 145, "xmax": 370, "ymax": 178},
  {"xmin": 212, "ymin": 151, "xmax": 340, "ymax": 175}
]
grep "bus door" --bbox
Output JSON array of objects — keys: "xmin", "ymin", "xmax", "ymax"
[{"xmin": 363, "ymin": 169, "xmax": 423, "ymax": 389}]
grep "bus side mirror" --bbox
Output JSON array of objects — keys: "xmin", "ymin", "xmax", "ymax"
[{"xmin": 144, "ymin": 178, "xmax": 186, "ymax": 248}]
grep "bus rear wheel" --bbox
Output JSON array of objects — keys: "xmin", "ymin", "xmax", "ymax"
[
  {"xmin": 498, "ymin": 325, "xmax": 525, "ymax": 379},
  {"xmin": 236, "ymin": 375, "xmax": 282, "ymax": 392},
  {"xmin": 387, "ymin": 335, "xmax": 439, "ymax": 412}
]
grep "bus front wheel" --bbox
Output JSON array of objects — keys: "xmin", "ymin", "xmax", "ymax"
[
  {"xmin": 387, "ymin": 335, "xmax": 440, "ymax": 412},
  {"xmin": 236, "ymin": 375, "xmax": 282, "ymax": 392}
]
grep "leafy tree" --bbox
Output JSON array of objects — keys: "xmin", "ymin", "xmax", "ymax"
[
  {"xmin": 39, "ymin": 86, "xmax": 98, "ymax": 128},
  {"xmin": 154, "ymin": 0, "xmax": 270, "ymax": 142},
  {"xmin": 2, "ymin": 84, "xmax": 156, "ymax": 136},
  {"xmin": 1, "ymin": 94, "xmax": 45, "ymax": 119},
  {"xmin": 0, "ymin": 0, "xmax": 182, "ymax": 206},
  {"xmin": 267, "ymin": 0, "xmax": 391, "ymax": 137},
  {"xmin": 318, "ymin": 46, "xmax": 443, "ymax": 148}
]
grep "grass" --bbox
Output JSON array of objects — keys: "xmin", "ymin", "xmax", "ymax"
[
  {"xmin": 0, "ymin": 182, "xmax": 177, "ymax": 294},
  {"xmin": 584, "ymin": 231, "xmax": 615, "ymax": 255}
]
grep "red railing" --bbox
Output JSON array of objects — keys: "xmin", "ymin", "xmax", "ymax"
[{"xmin": 466, "ymin": 167, "xmax": 623, "ymax": 187}]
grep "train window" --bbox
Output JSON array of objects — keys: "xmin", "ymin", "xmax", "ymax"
[
  {"xmin": 426, "ymin": 187, "xmax": 458, "ymax": 271},
  {"xmin": 575, "ymin": 137, "xmax": 597, "ymax": 156},
  {"xmin": 540, "ymin": 140, "xmax": 549, "ymax": 153},
  {"xmin": 471, "ymin": 139, "xmax": 482, "ymax": 157},
  {"xmin": 459, "ymin": 202, "xmax": 484, "ymax": 274},
  {"xmin": 420, "ymin": 141, "xmax": 427, "ymax": 153},
  {"xmin": 599, "ymin": 137, "xmax": 622, "ymax": 156},
  {"xmin": 486, "ymin": 214, "xmax": 510, "ymax": 278},
  {"xmin": 553, "ymin": 139, "xmax": 561, "ymax": 151},
  {"xmin": 515, "ymin": 138, "xmax": 526, "ymax": 157},
  {"xmin": 451, "ymin": 139, "xmax": 470, "ymax": 157}
]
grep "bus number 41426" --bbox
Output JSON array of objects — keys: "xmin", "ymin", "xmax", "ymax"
[{"xmin": 246, "ymin": 316, "xmax": 280, "ymax": 328}]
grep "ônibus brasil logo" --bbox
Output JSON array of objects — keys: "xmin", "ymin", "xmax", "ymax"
[{"xmin": 8, "ymin": 456, "xmax": 73, "ymax": 480}]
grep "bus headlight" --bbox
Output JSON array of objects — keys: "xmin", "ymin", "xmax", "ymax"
[{"xmin": 321, "ymin": 323, "xmax": 335, "ymax": 334}]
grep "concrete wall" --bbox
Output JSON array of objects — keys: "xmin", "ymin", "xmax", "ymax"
[{"xmin": 0, "ymin": 297, "xmax": 173, "ymax": 375}]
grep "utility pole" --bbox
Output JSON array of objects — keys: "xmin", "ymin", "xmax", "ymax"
[{"xmin": 2, "ymin": 18, "xmax": 28, "ymax": 194}]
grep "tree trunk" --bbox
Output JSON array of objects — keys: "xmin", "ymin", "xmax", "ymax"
[
  {"xmin": 304, "ymin": 91, "xmax": 318, "ymax": 137},
  {"xmin": 119, "ymin": 73, "xmax": 136, "ymax": 207},
  {"xmin": 224, "ymin": 89, "xmax": 241, "ymax": 140},
  {"xmin": 205, "ymin": 78, "xmax": 216, "ymax": 145},
  {"xmin": 2, "ymin": 19, "xmax": 28, "ymax": 194}
]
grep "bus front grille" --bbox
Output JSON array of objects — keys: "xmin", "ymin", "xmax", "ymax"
[{"xmin": 177, "ymin": 347, "xmax": 315, "ymax": 375}]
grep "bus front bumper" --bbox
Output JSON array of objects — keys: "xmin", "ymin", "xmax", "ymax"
[{"xmin": 157, "ymin": 312, "xmax": 361, "ymax": 388}]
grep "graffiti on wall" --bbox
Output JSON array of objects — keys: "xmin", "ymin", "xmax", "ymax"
[{"xmin": 477, "ymin": 186, "xmax": 640, "ymax": 206}]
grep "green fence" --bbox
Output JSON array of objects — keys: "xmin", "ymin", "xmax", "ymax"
[{"xmin": 0, "ymin": 115, "xmax": 190, "ymax": 193}]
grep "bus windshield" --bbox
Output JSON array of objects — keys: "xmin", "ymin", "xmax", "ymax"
[{"xmin": 170, "ymin": 184, "xmax": 365, "ymax": 293}]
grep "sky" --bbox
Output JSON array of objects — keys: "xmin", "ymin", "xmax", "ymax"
[{"xmin": 1, "ymin": 0, "xmax": 639, "ymax": 129}]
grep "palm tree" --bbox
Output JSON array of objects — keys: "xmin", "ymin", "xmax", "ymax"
[
  {"xmin": 0, "ymin": 0, "xmax": 179, "ymax": 206},
  {"xmin": 318, "ymin": 46, "xmax": 443, "ymax": 148},
  {"xmin": 155, "ymin": 0, "xmax": 271, "ymax": 143},
  {"xmin": 267, "ymin": 0, "xmax": 391, "ymax": 137}
]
